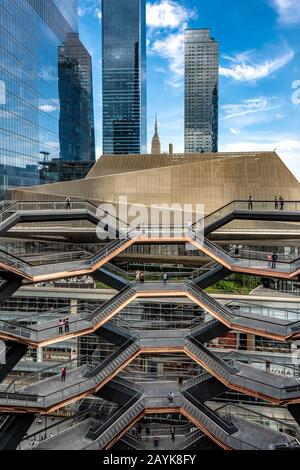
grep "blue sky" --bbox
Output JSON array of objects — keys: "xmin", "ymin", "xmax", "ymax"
[{"xmin": 78, "ymin": 0, "xmax": 300, "ymax": 179}]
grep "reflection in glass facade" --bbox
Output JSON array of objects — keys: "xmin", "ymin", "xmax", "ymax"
[
  {"xmin": 184, "ymin": 29, "xmax": 219, "ymax": 154},
  {"xmin": 58, "ymin": 33, "xmax": 95, "ymax": 164},
  {"xmin": 102, "ymin": 0, "xmax": 147, "ymax": 155},
  {"xmin": 0, "ymin": 0, "xmax": 95, "ymax": 197}
]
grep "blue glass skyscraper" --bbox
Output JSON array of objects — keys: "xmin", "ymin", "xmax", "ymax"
[
  {"xmin": 0, "ymin": 0, "xmax": 95, "ymax": 197},
  {"xmin": 102, "ymin": 0, "xmax": 147, "ymax": 155}
]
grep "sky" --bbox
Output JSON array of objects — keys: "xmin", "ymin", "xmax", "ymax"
[{"xmin": 78, "ymin": 0, "xmax": 300, "ymax": 179}]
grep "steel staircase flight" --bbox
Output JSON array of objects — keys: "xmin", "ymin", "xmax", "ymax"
[
  {"xmin": 184, "ymin": 337, "xmax": 300, "ymax": 404},
  {"xmin": 0, "ymin": 201, "xmax": 129, "ymax": 236},
  {"xmin": 118, "ymin": 433, "xmax": 140, "ymax": 450},
  {"xmin": 187, "ymin": 281, "xmax": 300, "ymax": 341},
  {"xmin": 0, "ymin": 234, "xmax": 133, "ymax": 282},
  {"xmin": 84, "ymin": 397, "xmax": 144, "ymax": 450},
  {"xmin": 0, "ymin": 340, "xmax": 140, "ymax": 412},
  {"xmin": 197, "ymin": 235, "xmax": 300, "ymax": 278},
  {"xmin": 200, "ymin": 200, "xmax": 300, "ymax": 235},
  {"xmin": 2, "ymin": 280, "xmax": 300, "ymax": 347},
  {"xmin": 180, "ymin": 396, "xmax": 263, "ymax": 450}
]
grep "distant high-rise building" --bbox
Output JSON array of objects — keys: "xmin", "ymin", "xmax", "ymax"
[
  {"xmin": 151, "ymin": 116, "xmax": 161, "ymax": 154},
  {"xmin": 184, "ymin": 29, "xmax": 219, "ymax": 154},
  {"xmin": 58, "ymin": 33, "xmax": 95, "ymax": 165},
  {"xmin": 0, "ymin": 0, "xmax": 94, "ymax": 197},
  {"xmin": 102, "ymin": 0, "xmax": 147, "ymax": 155}
]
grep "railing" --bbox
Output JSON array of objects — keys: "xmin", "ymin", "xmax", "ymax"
[
  {"xmin": 0, "ymin": 304, "xmax": 95, "ymax": 343},
  {"xmin": 83, "ymin": 395, "xmax": 144, "ymax": 449},
  {"xmin": 0, "ymin": 364, "xmax": 97, "ymax": 408},
  {"xmin": 202, "ymin": 237, "xmax": 300, "ymax": 273},
  {"xmin": 185, "ymin": 336, "xmax": 238, "ymax": 375},
  {"xmin": 87, "ymin": 282, "xmax": 136, "ymax": 323},
  {"xmin": 182, "ymin": 371, "xmax": 212, "ymax": 390},
  {"xmin": 185, "ymin": 337, "xmax": 300, "ymax": 398},
  {"xmin": 6, "ymin": 356, "xmax": 88, "ymax": 392},
  {"xmin": 111, "ymin": 376, "xmax": 144, "ymax": 394},
  {"xmin": 184, "ymin": 390, "xmax": 237, "ymax": 434},
  {"xmin": 0, "ymin": 200, "xmax": 131, "ymax": 232},
  {"xmin": 191, "ymin": 261, "xmax": 219, "ymax": 280},
  {"xmin": 187, "ymin": 281, "xmax": 300, "ymax": 335},
  {"xmin": 111, "ymin": 315, "xmax": 203, "ymax": 331},
  {"xmin": 239, "ymin": 358, "xmax": 300, "ymax": 380},
  {"xmin": 187, "ymin": 281, "xmax": 232, "ymax": 322},
  {"xmin": 180, "ymin": 429, "xmax": 204, "ymax": 449},
  {"xmin": 181, "ymin": 397, "xmax": 258, "ymax": 450},
  {"xmin": 24, "ymin": 250, "xmax": 92, "ymax": 266},
  {"xmin": 199, "ymin": 200, "xmax": 300, "ymax": 232},
  {"xmin": 3, "ymin": 199, "xmax": 300, "ymax": 242},
  {"xmin": 216, "ymin": 403, "xmax": 300, "ymax": 441},
  {"xmin": 0, "ymin": 248, "xmax": 32, "ymax": 275},
  {"xmin": 19, "ymin": 400, "xmax": 119, "ymax": 449},
  {"xmin": 232, "ymin": 248, "xmax": 296, "ymax": 263},
  {"xmin": 0, "ymin": 232, "xmax": 132, "ymax": 278},
  {"xmin": 84, "ymin": 337, "xmax": 138, "ymax": 378},
  {"xmin": 227, "ymin": 301, "xmax": 300, "ymax": 322}
]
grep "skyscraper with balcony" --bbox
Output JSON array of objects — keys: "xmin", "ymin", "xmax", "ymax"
[
  {"xmin": 184, "ymin": 29, "xmax": 219, "ymax": 154},
  {"xmin": 102, "ymin": 0, "xmax": 147, "ymax": 155},
  {"xmin": 0, "ymin": 0, "xmax": 95, "ymax": 197}
]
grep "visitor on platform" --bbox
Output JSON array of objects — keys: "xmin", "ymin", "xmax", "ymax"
[
  {"xmin": 58, "ymin": 319, "xmax": 64, "ymax": 335},
  {"xmin": 66, "ymin": 197, "xmax": 71, "ymax": 210},
  {"xmin": 61, "ymin": 367, "xmax": 67, "ymax": 382},
  {"xmin": 167, "ymin": 391, "xmax": 175, "ymax": 405},
  {"xmin": 271, "ymin": 252, "xmax": 278, "ymax": 270}
]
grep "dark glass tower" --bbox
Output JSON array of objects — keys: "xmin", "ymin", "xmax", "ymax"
[
  {"xmin": 0, "ymin": 0, "xmax": 95, "ymax": 197},
  {"xmin": 184, "ymin": 29, "xmax": 219, "ymax": 154},
  {"xmin": 58, "ymin": 33, "xmax": 95, "ymax": 164},
  {"xmin": 102, "ymin": 0, "xmax": 147, "ymax": 155}
]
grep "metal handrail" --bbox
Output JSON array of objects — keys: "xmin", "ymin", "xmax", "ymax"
[
  {"xmin": 84, "ymin": 337, "xmax": 138, "ymax": 378},
  {"xmin": 186, "ymin": 337, "xmax": 300, "ymax": 395},
  {"xmin": 84, "ymin": 393, "xmax": 142, "ymax": 443},
  {"xmin": 5, "ymin": 355, "xmax": 89, "ymax": 392}
]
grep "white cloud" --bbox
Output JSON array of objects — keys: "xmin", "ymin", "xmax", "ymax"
[
  {"xmin": 270, "ymin": 0, "xmax": 300, "ymax": 24},
  {"xmin": 146, "ymin": 0, "xmax": 196, "ymax": 29},
  {"xmin": 147, "ymin": 1, "xmax": 197, "ymax": 88},
  {"xmin": 220, "ymin": 97, "xmax": 284, "ymax": 130},
  {"xmin": 78, "ymin": 0, "xmax": 101, "ymax": 21},
  {"xmin": 222, "ymin": 97, "xmax": 281, "ymax": 120},
  {"xmin": 149, "ymin": 28, "xmax": 185, "ymax": 88},
  {"xmin": 220, "ymin": 48, "xmax": 294, "ymax": 82},
  {"xmin": 39, "ymin": 104, "xmax": 57, "ymax": 113}
]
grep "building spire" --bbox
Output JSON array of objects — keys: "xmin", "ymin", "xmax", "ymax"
[{"xmin": 151, "ymin": 114, "xmax": 161, "ymax": 154}]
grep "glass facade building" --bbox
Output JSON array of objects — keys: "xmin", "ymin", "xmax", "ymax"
[
  {"xmin": 102, "ymin": 0, "xmax": 147, "ymax": 155},
  {"xmin": 58, "ymin": 33, "xmax": 95, "ymax": 164},
  {"xmin": 0, "ymin": 0, "xmax": 95, "ymax": 197},
  {"xmin": 184, "ymin": 29, "xmax": 219, "ymax": 154}
]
